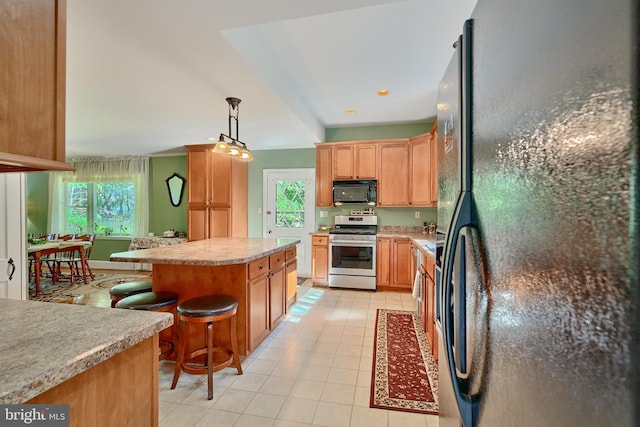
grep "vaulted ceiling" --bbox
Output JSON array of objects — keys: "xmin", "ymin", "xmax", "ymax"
[{"xmin": 65, "ymin": 0, "xmax": 477, "ymax": 157}]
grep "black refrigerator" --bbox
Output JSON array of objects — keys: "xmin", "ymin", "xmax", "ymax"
[{"xmin": 435, "ymin": 1, "xmax": 638, "ymax": 426}]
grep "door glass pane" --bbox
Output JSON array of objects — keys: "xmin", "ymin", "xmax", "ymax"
[{"xmin": 275, "ymin": 180, "xmax": 305, "ymax": 228}]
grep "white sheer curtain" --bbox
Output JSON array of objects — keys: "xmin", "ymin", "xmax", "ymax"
[{"xmin": 49, "ymin": 156, "xmax": 149, "ymax": 236}]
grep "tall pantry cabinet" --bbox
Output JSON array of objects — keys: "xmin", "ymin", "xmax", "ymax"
[{"xmin": 185, "ymin": 145, "xmax": 248, "ymax": 240}]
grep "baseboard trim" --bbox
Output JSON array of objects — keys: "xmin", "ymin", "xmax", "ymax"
[{"xmin": 89, "ymin": 260, "xmax": 151, "ymax": 271}]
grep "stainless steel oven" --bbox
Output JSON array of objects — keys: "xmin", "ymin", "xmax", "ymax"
[{"xmin": 329, "ymin": 215, "xmax": 377, "ymax": 290}]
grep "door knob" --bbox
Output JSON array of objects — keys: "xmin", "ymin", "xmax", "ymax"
[{"xmin": 268, "ymin": 230, "xmax": 272, "ymax": 234}]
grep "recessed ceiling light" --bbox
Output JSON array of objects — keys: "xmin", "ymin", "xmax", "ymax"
[
  {"xmin": 377, "ymin": 89, "xmax": 389, "ymax": 96},
  {"xmin": 345, "ymin": 109, "xmax": 357, "ymax": 115}
]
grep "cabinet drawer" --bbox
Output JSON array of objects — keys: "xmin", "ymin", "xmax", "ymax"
[
  {"xmin": 270, "ymin": 251, "xmax": 285, "ymax": 269},
  {"xmin": 312, "ymin": 235, "xmax": 328, "ymax": 245},
  {"xmin": 248, "ymin": 256, "xmax": 269, "ymax": 279},
  {"xmin": 285, "ymin": 247, "xmax": 296, "ymax": 261}
]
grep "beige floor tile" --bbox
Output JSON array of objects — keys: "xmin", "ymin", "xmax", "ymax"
[
  {"xmin": 320, "ymin": 382, "xmax": 355, "ymax": 405},
  {"xmin": 244, "ymin": 392, "xmax": 287, "ymax": 418},
  {"xmin": 259, "ymin": 376, "xmax": 296, "ymax": 395},
  {"xmin": 388, "ymin": 410, "xmax": 431, "ymax": 427},
  {"xmin": 212, "ymin": 388, "xmax": 256, "ymax": 413},
  {"xmin": 194, "ymin": 409, "xmax": 240, "ymax": 427},
  {"xmin": 311, "ymin": 401, "xmax": 352, "ymax": 427},
  {"xmin": 289, "ymin": 379, "xmax": 325, "ymax": 400},
  {"xmin": 278, "ymin": 397, "xmax": 319, "ymax": 424},
  {"xmin": 350, "ymin": 406, "xmax": 389, "ymax": 427},
  {"xmin": 159, "ymin": 403, "xmax": 207, "ymax": 427},
  {"xmin": 229, "ymin": 372, "xmax": 268, "ymax": 392},
  {"xmin": 326, "ymin": 367, "xmax": 359, "ymax": 385}
]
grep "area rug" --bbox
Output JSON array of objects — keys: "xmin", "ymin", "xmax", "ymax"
[
  {"xmin": 29, "ymin": 272, "xmax": 152, "ymax": 303},
  {"xmin": 370, "ymin": 309, "xmax": 439, "ymax": 415}
]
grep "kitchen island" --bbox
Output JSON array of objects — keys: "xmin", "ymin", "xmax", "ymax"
[
  {"xmin": 0, "ymin": 298, "xmax": 172, "ymax": 426},
  {"xmin": 110, "ymin": 237, "xmax": 300, "ymax": 356}
]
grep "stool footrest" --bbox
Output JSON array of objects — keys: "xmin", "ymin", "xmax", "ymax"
[{"xmin": 181, "ymin": 347, "xmax": 234, "ymax": 374}]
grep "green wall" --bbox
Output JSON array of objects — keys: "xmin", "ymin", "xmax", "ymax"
[
  {"xmin": 26, "ymin": 155, "xmax": 189, "ymax": 260},
  {"xmin": 325, "ymin": 121, "xmax": 434, "ymax": 142},
  {"xmin": 247, "ymin": 148, "xmax": 316, "ymax": 237}
]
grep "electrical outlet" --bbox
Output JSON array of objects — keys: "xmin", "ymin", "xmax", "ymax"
[
  {"xmin": 415, "ymin": 211, "xmax": 420, "ymax": 219},
  {"xmin": 258, "ymin": 207, "xmax": 262, "ymax": 214},
  {"xmin": 320, "ymin": 211, "xmax": 328, "ymax": 218}
]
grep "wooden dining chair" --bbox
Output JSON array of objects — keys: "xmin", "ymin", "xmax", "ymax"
[{"xmin": 72, "ymin": 234, "xmax": 96, "ymax": 280}]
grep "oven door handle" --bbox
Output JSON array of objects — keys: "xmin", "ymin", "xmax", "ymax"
[{"xmin": 329, "ymin": 240, "xmax": 376, "ymax": 246}]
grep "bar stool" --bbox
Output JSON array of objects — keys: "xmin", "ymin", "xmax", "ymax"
[
  {"xmin": 170, "ymin": 294, "xmax": 243, "ymax": 400},
  {"xmin": 109, "ymin": 280, "xmax": 153, "ymax": 308},
  {"xmin": 115, "ymin": 291, "xmax": 178, "ymax": 360}
]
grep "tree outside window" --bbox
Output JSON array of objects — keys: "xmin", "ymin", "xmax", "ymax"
[{"xmin": 65, "ymin": 182, "xmax": 135, "ymax": 236}]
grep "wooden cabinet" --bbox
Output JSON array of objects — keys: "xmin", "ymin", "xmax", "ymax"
[
  {"xmin": 315, "ymin": 145, "xmax": 333, "ymax": 207},
  {"xmin": 419, "ymin": 249, "xmax": 438, "ymax": 361},
  {"xmin": 268, "ymin": 252, "xmax": 286, "ymax": 329},
  {"xmin": 185, "ymin": 145, "xmax": 248, "ymax": 240},
  {"xmin": 376, "ymin": 237, "xmax": 391, "ymax": 287},
  {"xmin": 409, "ymin": 133, "xmax": 434, "ymax": 206},
  {"xmin": 377, "ymin": 237, "xmax": 412, "ymax": 290},
  {"xmin": 0, "ymin": 0, "xmax": 73, "ymax": 172},
  {"xmin": 333, "ymin": 144, "xmax": 377, "ymax": 180},
  {"xmin": 311, "ymin": 235, "xmax": 329, "ymax": 283},
  {"xmin": 247, "ymin": 251, "xmax": 287, "ymax": 350},
  {"xmin": 285, "ymin": 247, "xmax": 297, "ymax": 308},
  {"xmin": 377, "ymin": 143, "xmax": 410, "ymax": 206}
]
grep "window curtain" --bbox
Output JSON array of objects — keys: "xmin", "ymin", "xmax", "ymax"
[{"xmin": 48, "ymin": 156, "xmax": 149, "ymax": 236}]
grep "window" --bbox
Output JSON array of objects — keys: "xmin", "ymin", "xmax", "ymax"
[
  {"xmin": 50, "ymin": 157, "xmax": 149, "ymax": 237},
  {"xmin": 65, "ymin": 182, "xmax": 135, "ymax": 236},
  {"xmin": 275, "ymin": 179, "xmax": 305, "ymax": 228}
]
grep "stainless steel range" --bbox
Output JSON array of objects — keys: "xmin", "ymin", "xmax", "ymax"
[{"xmin": 329, "ymin": 215, "xmax": 377, "ymax": 290}]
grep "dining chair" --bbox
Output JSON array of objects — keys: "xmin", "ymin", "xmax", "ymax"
[{"xmin": 72, "ymin": 234, "xmax": 96, "ymax": 280}]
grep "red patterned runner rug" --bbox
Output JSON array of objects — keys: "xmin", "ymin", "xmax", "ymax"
[{"xmin": 370, "ymin": 309, "xmax": 439, "ymax": 415}]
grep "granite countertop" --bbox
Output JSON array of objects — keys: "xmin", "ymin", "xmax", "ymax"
[
  {"xmin": 0, "ymin": 299, "xmax": 172, "ymax": 404},
  {"xmin": 110, "ymin": 237, "xmax": 300, "ymax": 266},
  {"xmin": 310, "ymin": 229, "xmax": 436, "ymax": 256}
]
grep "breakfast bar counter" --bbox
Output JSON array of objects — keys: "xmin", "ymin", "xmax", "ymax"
[
  {"xmin": 110, "ymin": 237, "xmax": 300, "ymax": 356},
  {"xmin": 0, "ymin": 298, "xmax": 172, "ymax": 425}
]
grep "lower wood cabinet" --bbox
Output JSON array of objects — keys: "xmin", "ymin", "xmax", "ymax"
[
  {"xmin": 419, "ymin": 250, "xmax": 438, "ymax": 361},
  {"xmin": 377, "ymin": 237, "xmax": 412, "ymax": 291},
  {"xmin": 285, "ymin": 255, "xmax": 297, "ymax": 308},
  {"xmin": 311, "ymin": 235, "xmax": 329, "ymax": 283},
  {"xmin": 248, "ymin": 251, "xmax": 287, "ymax": 350}
]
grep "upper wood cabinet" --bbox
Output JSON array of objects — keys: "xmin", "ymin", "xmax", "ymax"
[
  {"xmin": 185, "ymin": 144, "xmax": 248, "ymax": 240},
  {"xmin": 316, "ymin": 145, "xmax": 333, "ymax": 207},
  {"xmin": 333, "ymin": 144, "xmax": 377, "ymax": 180},
  {"xmin": 377, "ymin": 143, "xmax": 410, "ymax": 206},
  {"xmin": 0, "ymin": 0, "xmax": 73, "ymax": 172},
  {"xmin": 409, "ymin": 132, "xmax": 434, "ymax": 206}
]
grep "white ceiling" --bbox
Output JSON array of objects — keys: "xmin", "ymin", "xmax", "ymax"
[{"xmin": 65, "ymin": 0, "xmax": 477, "ymax": 157}]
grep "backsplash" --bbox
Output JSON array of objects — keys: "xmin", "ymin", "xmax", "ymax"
[{"xmin": 315, "ymin": 206, "xmax": 437, "ymax": 229}]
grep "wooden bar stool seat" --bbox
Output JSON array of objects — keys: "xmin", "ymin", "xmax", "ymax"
[
  {"xmin": 109, "ymin": 280, "xmax": 153, "ymax": 308},
  {"xmin": 115, "ymin": 291, "xmax": 178, "ymax": 360},
  {"xmin": 170, "ymin": 294, "xmax": 243, "ymax": 400}
]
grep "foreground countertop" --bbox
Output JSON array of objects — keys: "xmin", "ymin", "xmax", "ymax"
[
  {"xmin": 110, "ymin": 237, "xmax": 300, "ymax": 266},
  {"xmin": 0, "ymin": 299, "xmax": 172, "ymax": 404}
]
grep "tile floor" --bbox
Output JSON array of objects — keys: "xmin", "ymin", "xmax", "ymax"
[{"xmin": 158, "ymin": 282, "xmax": 439, "ymax": 427}]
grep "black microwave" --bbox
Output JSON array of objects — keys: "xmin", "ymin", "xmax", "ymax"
[{"xmin": 332, "ymin": 180, "xmax": 377, "ymax": 205}]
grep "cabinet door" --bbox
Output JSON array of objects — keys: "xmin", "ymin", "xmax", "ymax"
[
  {"xmin": 208, "ymin": 208, "xmax": 230, "ymax": 237},
  {"xmin": 376, "ymin": 237, "xmax": 391, "ymax": 287},
  {"xmin": 187, "ymin": 208, "xmax": 208, "ymax": 241},
  {"xmin": 315, "ymin": 145, "xmax": 333, "ymax": 207},
  {"xmin": 286, "ymin": 258, "xmax": 297, "ymax": 308},
  {"xmin": 269, "ymin": 266, "xmax": 286, "ymax": 329},
  {"xmin": 409, "ymin": 134, "xmax": 432, "ymax": 206},
  {"xmin": 354, "ymin": 144, "xmax": 377, "ymax": 179},
  {"xmin": 430, "ymin": 131, "xmax": 438, "ymax": 205},
  {"xmin": 209, "ymin": 152, "xmax": 232, "ymax": 206},
  {"xmin": 249, "ymin": 275, "xmax": 269, "ymax": 351},
  {"xmin": 391, "ymin": 238, "xmax": 412, "ymax": 289},
  {"xmin": 312, "ymin": 244, "xmax": 329, "ymax": 282},
  {"xmin": 187, "ymin": 149, "xmax": 208, "ymax": 206},
  {"xmin": 377, "ymin": 143, "xmax": 410, "ymax": 206},
  {"xmin": 333, "ymin": 146, "xmax": 354, "ymax": 180},
  {"xmin": 0, "ymin": 0, "xmax": 69, "ymax": 170}
]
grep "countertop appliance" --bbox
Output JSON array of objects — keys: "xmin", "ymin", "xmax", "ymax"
[
  {"xmin": 329, "ymin": 215, "xmax": 377, "ymax": 290},
  {"xmin": 332, "ymin": 180, "xmax": 377, "ymax": 206},
  {"xmin": 436, "ymin": 3, "xmax": 637, "ymax": 427}
]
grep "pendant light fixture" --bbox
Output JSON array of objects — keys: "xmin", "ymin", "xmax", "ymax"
[{"xmin": 210, "ymin": 97, "xmax": 253, "ymax": 161}]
